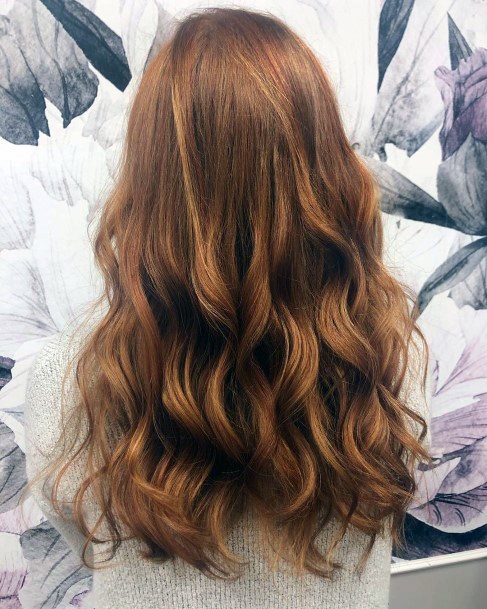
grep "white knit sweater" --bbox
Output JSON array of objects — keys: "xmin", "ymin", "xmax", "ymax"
[{"xmin": 24, "ymin": 322, "xmax": 431, "ymax": 609}]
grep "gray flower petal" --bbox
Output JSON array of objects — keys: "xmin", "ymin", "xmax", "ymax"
[
  {"xmin": 0, "ymin": 422, "xmax": 26, "ymax": 513},
  {"xmin": 439, "ymin": 437, "xmax": 487, "ymax": 495},
  {"xmin": 7, "ymin": 0, "xmax": 99, "ymax": 129},
  {"xmin": 372, "ymin": 1, "xmax": 450, "ymax": 155},
  {"xmin": 0, "ymin": 16, "xmax": 49, "ymax": 145},
  {"xmin": 437, "ymin": 133, "xmax": 487, "ymax": 234},
  {"xmin": 366, "ymin": 156, "xmax": 456, "ymax": 227},
  {"xmin": 416, "ymin": 236, "xmax": 487, "ymax": 313},
  {"xmin": 18, "ymin": 521, "xmax": 92, "ymax": 609}
]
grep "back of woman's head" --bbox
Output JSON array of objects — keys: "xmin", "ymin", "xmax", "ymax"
[{"xmin": 42, "ymin": 6, "xmax": 431, "ymax": 580}]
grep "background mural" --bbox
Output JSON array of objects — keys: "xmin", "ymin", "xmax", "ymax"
[{"xmin": 0, "ymin": 0, "xmax": 486, "ymax": 606}]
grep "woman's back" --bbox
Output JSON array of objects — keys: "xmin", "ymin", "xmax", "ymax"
[
  {"xmin": 24, "ymin": 317, "xmax": 428, "ymax": 608},
  {"xmin": 25, "ymin": 330, "xmax": 395, "ymax": 609}
]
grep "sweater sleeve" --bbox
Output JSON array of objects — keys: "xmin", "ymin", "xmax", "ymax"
[
  {"xmin": 398, "ymin": 332, "xmax": 433, "ymax": 454},
  {"xmin": 24, "ymin": 330, "xmax": 93, "ymax": 562}
]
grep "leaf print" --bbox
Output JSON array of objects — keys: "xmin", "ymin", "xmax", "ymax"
[
  {"xmin": 434, "ymin": 402, "xmax": 487, "ymax": 455},
  {"xmin": 0, "ymin": 250, "xmax": 57, "ymax": 358},
  {"xmin": 438, "ymin": 437, "xmax": 487, "ymax": 496},
  {"xmin": 378, "ymin": 0, "xmax": 415, "ymax": 89},
  {"xmin": 0, "ymin": 355, "xmax": 15, "ymax": 390},
  {"xmin": 0, "ymin": 531, "xmax": 28, "ymax": 604},
  {"xmin": 18, "ymin": 521, "xmax": 92, "ymax": 609},
  {"xmin": 437, "ymin": 134, "xmax": 487, "ymax": 234},
  {"xmin": 414, "ymin": 481, "xmax": 487, "ymax": 531},
  {"xmin": 447, "ymin": 13, "xmax": 473, "ymax": 71},
  {"xmin": 0, "ymin": 16, "xmax": 49, "ymax": 146},
  {"xmin": 0, "ymin": 150, "xmax": 36, "ymax": 250},
  {"xmin": 0, "ymin": 422, "xmax": 26, "ymax": 513},
  {"xmin": 416, "ymin": 236, "xmax": 487, "ymax": 313},
  {"xmin": 6, "ymin": 0, "xmax": 99, "ymax": 131},
  {"xmin": 366, "ymin": 157, "xmax": 456, "ymax": 228},
  {"xmin": 372, "ymin": 0, "xmax": 451, "ymax": 156},
  {"xmin": 395, "ymin": 513, "xmax": 487, "ymax": 558},
  {"xmin": 450, "ymin": 249, "xmax": 487, "ymax": 310},
  {"xmin": 39, "ymin": 0, "xmax": 131, "ymax": 92}
]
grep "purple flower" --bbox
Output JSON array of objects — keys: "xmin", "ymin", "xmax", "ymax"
[
  {"xmin": 409, "ymin": 303, "xmax": 487, "ymax": 534},
  {"xmin": 435, "ymin": 48, "xmax": 487, "ymax": 161}
]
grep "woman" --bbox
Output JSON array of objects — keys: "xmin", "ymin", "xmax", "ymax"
[{"xmin": 23, "ymin": 6, "xmax": 432, "ymax": 609}]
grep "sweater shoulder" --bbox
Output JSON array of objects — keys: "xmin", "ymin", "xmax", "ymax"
[
  {"xmin": 398, "ymin": 331, "xmax": 433, "ymax": 451},
  {"xmin": 24, "ymin": 324, "xmax": 84, "ymax": 452},
  {"xmin": 23, "ymin": 321, "xmax": 98, "ymax": 559}
]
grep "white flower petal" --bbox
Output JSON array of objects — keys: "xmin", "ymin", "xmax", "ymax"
[
  {"xmin": 372, "ymin": 0, "xmax": 451, "ymax": 155},
  {"xmin": 0, "ymin": 249, "xmax": 56, "ymax": 357},
  {"xmin": 29, "ymin": 191, "xmax": 103, "ymax": 331},
  {"xmin": 0, "ymin": 532, "xmax": 28, "ymax": 598},
  {"xmin": 0, "ymin": 145, "xmax": 36, "ymax": 250}
]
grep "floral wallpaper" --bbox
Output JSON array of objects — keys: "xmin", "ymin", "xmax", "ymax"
[{"xmin": 0, "ymin": 0, "xmax": 486, "ymax": 606}]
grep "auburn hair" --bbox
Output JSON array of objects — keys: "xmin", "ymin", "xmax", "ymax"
[{"xmin": 24, "ymin": 6, "xmax": 432, "ymax": 581}]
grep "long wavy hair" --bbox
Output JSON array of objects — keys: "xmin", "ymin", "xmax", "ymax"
[{"xmin": 24, "ymin": 6, "xmax": 432, "ymax": 581}]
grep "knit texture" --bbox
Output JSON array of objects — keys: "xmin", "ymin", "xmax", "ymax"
[{"xmin": 24, "ymin": 321, "xmax": 431, "ymax": 609}]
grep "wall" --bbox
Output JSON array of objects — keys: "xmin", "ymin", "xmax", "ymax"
[{"xmin": 390, "ymin": 557, "xmax": 487, "ymax": 609}]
